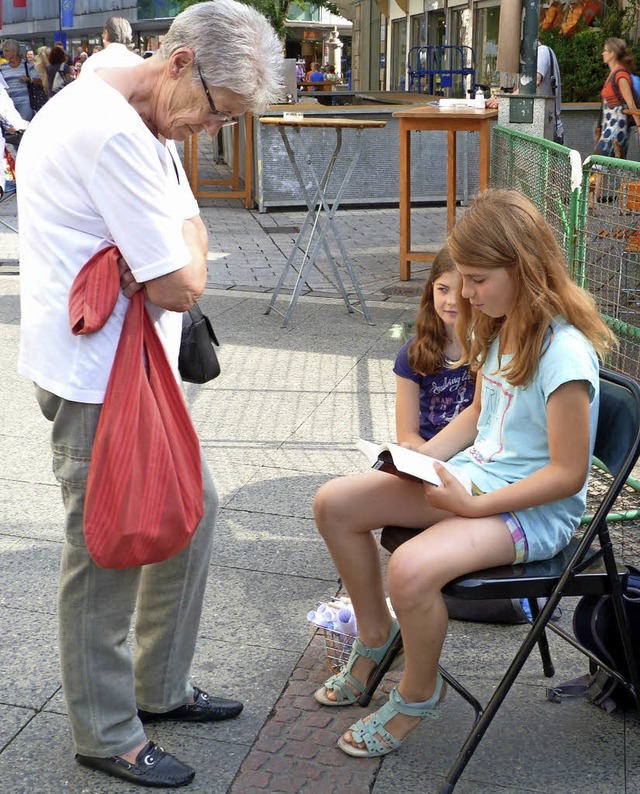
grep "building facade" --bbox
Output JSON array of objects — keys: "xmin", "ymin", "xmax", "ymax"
[
  {"xmin": 0, "ymin": 0, "xmax": 352, "ymax": 81},
  {"xmin": 381, "ymin": 0, "xmax": 502, "ymax": 93}
]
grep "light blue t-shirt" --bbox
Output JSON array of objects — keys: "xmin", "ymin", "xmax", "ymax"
[{"xmin": 449, "ymin": 318, "xmax": 599, "ymax": 561}]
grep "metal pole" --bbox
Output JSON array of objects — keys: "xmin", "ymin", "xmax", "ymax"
[{"xmin": 520, "ymin": 0, "xmax": 540, "ymax": 95}]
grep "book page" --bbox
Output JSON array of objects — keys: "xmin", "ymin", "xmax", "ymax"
[{"xmin": 356, "ymin": 439, "xmax": 473, "ymax": 494}]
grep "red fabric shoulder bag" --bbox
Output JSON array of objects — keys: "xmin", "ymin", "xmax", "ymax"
[{"xmin": 69, "ymin": 246, "xmax": 203, "ymax": 568}]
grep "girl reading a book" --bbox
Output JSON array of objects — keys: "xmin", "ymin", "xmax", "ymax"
[
  {"xmin": 312, "ymin": 189, "xmax": 615, "ymax": 759},
  {"xmin": 394, "ymin": 245, "xmax": 475, "ymax": 447}
]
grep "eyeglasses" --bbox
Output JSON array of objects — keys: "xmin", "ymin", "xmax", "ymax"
[{"xmin": 196, "ymin": 63, "xmax": 238, "ymax": 126}]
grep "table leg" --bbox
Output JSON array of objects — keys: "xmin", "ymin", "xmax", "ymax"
[
  {"xmin": 266, "ymin": 125, "xmax": 374, "ymax": 326},
  {"xmin": 244, "ymin": 112, "xmax": 253, "ymax": 209},
  {"xmin": 232, "ymin": 123, "xmax": 240, "ymax": 192},
  {"xmin": 190, "ymin": 134, "xmax": 199, "ymax": 195},
  {"xmin": 264, "ymin": 130, "xmax": 320, "ymax": 316},
  {"xmin": 447, "ymin": 129, "xmax": 457, "ymax": 233},
  {"xmin": 282, "ymin": 129, "xmax": 373, "ymax": 326},
  {"xmin": 183, "ymin": 136, "xmax": 192, "ymax": 185},
  {"xmin": 294, "ymin": 129, "xmax": 354, "ymax": 314},
  {"xmin": 399, "ymin": 120, "xmax": 411, "ymax": 281},
  {"xmin": 479, "ymin": 121, "xmax": 491, "ymax": 190}
]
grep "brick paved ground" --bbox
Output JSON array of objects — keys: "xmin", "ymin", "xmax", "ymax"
[
  {"xmin": 230, "ymin": 556, "xmax": 397, "ymax": 794},
  {"xmin": 229, "ymin": 630, "xmax": 402, "ymax": 794}
]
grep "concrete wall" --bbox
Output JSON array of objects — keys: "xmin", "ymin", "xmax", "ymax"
[{"xmin": 561, "ymin": 103, "xmax": 640, "ymax": 162}]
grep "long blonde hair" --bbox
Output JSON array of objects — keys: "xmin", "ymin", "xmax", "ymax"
[
  {"xmin": 407, "ymin": 245, "xmax": 458, "ymax": 375},
  {"xmin": 34, "ymin": 45, "xmax": 50, "ymax": 94},
  {"xmin": 447, "ymin": 189, "xmax": 615, "ymax": 387}
]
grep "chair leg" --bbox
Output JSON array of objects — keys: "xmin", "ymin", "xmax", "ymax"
[
  {"xmin": 358, "ymin": 632, "xmax": 404, "ymax": 707},
  {"xmin": 439, "ymin": 598, "xmax": 561, "ymax": 794},
  {"xmin": 356, "ymin": 635, "xmax": 485, "ymax": 727},
  {"xmin": 437, "ymin": 665, "xmax": 483, "ymax": 725},
  {"xmin": 529, "ymin": 599, "xmax": 555, "ymax": 677}
]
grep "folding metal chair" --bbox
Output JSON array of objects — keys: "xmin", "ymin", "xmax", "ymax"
[{"xmin": 358, "ymin": 367, "xmax": 640, "ymax": 793}]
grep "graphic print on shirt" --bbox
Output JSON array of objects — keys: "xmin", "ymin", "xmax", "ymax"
[
  {"xmin": 425, "ymin": 371, "xmax": 472, "ymax": 431},
  {"xmin": 468, "ymin": 373, "xmax": 513, "ymax": 464}
]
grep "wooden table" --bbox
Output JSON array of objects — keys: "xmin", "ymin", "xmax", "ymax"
[
  {"xmin": 259, "ymin": 116, "xmax": 387, "ymax": 326},
  {"xmin": 183, "ymin": 111, "xmax": 253, "ymax": 208},
  {"xmin": 392, "ymin": 105, "xmax": 497, "ymax": 280}
]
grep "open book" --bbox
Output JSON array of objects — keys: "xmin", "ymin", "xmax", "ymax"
[{"xmin": 357, "ymin": 439, "xmax": 473, "ymax": 495}]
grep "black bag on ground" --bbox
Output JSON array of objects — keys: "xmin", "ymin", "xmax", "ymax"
[
  {"xmin": 546, "ymin": 565, "xmax": 640, "ymax": 712},
  {"xmin": 178, "ymin": 303, "xmax": 221, "ymax": 384},
  {"xmin": 444, "ymin": 595, "xmax": 528, "ymax": 624}
]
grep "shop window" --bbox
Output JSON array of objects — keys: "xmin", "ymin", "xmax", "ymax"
[
  {"xmin": 390, "ymin": 16, "xmax": 407, "ymax": 91},
  {"xmin": 410, "ymin": 14, "xmax": 426, "ymax": 50},
  {"xmin": 474, "ymin": 5, "xmax": 500, "ymax": 88},
  {"xmin": 138, "ymin": 0, "xmax": 181, "ymax": 20},
  {"xmin": 288, "ymin": 3, "xmax": 321, "ymax": 22}
]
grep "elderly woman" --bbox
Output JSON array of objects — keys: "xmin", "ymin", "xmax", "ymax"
[
  {"xmin": 0, "ymin": 39, "xmax": 42, "ymax": 120},
  {"xmin": 16, "ymin": 1, "xmax": 283, "ymax": 788}
]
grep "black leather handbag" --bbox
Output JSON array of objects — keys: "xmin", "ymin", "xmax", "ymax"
[
  {"xmin": 178, "ymin": 303, "xmax": 221, "ymax": 384},
  {"xmin": 25, "ymin": 63, "xmax": 47, "ymax": 113}
]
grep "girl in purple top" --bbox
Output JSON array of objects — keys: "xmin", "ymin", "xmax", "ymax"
[{"xmin": 394, "ymin": 246, "xmax": 474, "ymax": 446}]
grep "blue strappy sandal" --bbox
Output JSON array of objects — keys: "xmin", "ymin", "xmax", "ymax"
[
  {"xmin": 314, "ymin": 619, "xmax": 403, "ymax": 706},
  {"xmin": 337, "ymin": 674, "xmax": 446, "ymax": 757}
]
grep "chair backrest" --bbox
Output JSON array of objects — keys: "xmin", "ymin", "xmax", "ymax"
[{"xmin": 594, "ymin": 369, "xmax": 640, "ymax": 479}]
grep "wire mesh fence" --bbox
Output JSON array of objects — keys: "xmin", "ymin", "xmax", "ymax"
[
  {"xmin": 575, "ymin": 155, "xmax": 640, "ymax": 381},
  {"xmin": 491, "ymin": 128, "xmax": 640, "ymax": 383},
  {"xmin": 491, "ymin": 125, "xmax": 581, "ymax": 263}
]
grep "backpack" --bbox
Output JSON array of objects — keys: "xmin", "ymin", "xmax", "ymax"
[
  {"xmin": 51, "ymin": 66, "xmax": 69, "ymax": 95},
  {"xmin": 547, "ymin": 566, "xmax": 640, "ymax": 712},
  {"xmin": 609, "ymin": 68, "xmax": 640, "ymax": 126}
]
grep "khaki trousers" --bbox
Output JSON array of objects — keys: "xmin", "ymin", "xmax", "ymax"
[{"xmin": 35, "ymin": 385, "xmax": 218, "ymax": 757}]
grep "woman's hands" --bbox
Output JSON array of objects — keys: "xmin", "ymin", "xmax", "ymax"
[{"xmin": 118, "ymin": 256, "xmax": 143, "ymax": 299}]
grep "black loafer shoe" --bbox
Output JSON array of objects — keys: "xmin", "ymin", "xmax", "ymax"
[
  {"xmin": 76, "ymin": 741, "xmax": 195, "ymax": 788},
  {"xmin": 138, "ymin": 686, "xmax": 243, "ymax": 723}
]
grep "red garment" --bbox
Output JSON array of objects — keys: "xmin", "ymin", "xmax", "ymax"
[
  {"xmin": 69, "ymin": 246, "xmax": 203, "ymax": 568},
  {"xmin": 602, "ymin": 68, "xmax": 632, "ymax": 108}
]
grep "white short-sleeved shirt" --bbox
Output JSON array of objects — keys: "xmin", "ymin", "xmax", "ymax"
[
  {"xmin": 80, "ymin": 43, "xmax": 142, "ymax": 77},
  {"xmin": 17, "ymin": 71, "xmax": 200, "ymax": 404},
  {"xmin": 449, "ymin": 318, "xmax": 600, "ymax": 561}
]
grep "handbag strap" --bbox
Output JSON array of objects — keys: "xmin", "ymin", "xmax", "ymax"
[
  {"xmin": 609, "ymin": 67, "xmax": 629, "ymax": 107},
  {"xmin": 188, "ymin": 301, "xmax": 219, "ymax": 346}
]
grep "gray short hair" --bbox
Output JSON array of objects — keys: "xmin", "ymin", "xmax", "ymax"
[
  {"xmin": 159, "ymin": 0, "xmax": 284, "ymax": 111},
  {"xmin": 104, "ymin": 16, "xmax": 133, "ymax": 46},
  {"xmin": 2, "ymin": 39, "xmax": 21, "ymax": 55}
]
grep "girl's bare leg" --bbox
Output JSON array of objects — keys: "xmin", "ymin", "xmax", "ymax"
[
  {"xmin": 340, "ymin": 514, "xmax": 517, "ymax": 750},
  {"xmin": 313, "ymin": 470, "xmax": 449, "ymax": 700}
]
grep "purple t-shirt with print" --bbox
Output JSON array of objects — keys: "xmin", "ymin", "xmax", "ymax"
[{"xmin": 393, "ymin": 338, "xmax": 475, "ymax": 441}]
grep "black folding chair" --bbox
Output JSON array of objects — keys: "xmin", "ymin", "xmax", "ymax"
[{"xmin": 358, "ymin": 367, "xmax": 640, "ymax": 794}]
